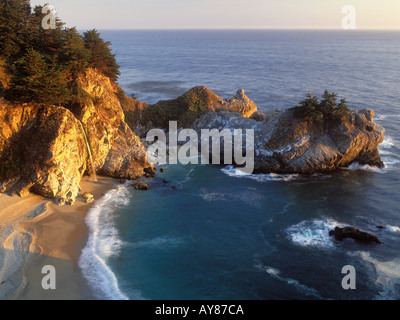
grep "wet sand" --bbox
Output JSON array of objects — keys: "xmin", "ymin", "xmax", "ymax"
[{"xmin": 0, "ymin": 176, "xmax": 118, "ymax": 300}]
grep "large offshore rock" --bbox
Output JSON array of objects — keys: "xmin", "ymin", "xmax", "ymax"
[
  {"xmin": 192, "ymin": 107, "xmax": 385, "ymax": 174},
  {"xmin": 123, "ymin": 86, "xmax": 258, "ymax": 136}
]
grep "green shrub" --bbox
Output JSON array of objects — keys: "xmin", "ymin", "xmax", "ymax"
[{"xmin": 290, "ymin": 90, "xmax": 351, "ymax": 126}]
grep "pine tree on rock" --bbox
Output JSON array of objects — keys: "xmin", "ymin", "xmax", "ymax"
[
  {"xmin": 83, "ymin": 29, "xmax": 120, "ymax": 82},
  {"xmin": 0, "ymin": 0, "xmax": 32, "ymax": 60},
  {"xmin": 6, "ymin": 48, "xmax": 71, "ymax": 105}
]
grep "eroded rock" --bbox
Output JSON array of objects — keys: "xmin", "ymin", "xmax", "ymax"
[
  {"xmin": 132, "ymin": 180, "xmax": 149, "ymax": 191},
  {"xmin": 329, "ymin": 226, "xmax": 382, "ymax": 244},
  {"xmin": 123, "ymin": 86, "xmax": 258, "ymax": 135},
  {"xmin": 192, "ymin": 106, "xmax": 385, "ymax": 174}
]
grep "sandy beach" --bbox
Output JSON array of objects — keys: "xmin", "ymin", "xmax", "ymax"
[{"xmin": 0, "ymin": 176, "xmax": 118, "ymax": 300}]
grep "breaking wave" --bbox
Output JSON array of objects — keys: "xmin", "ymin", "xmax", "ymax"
[
  {"xmin": 79, "ymin": 186, "xmax": 142, "ymax": 300},
  {"xmin": 285, "ymin": 219, "xmax": 344, "ymax": 249}
]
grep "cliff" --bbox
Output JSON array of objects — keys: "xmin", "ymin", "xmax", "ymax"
[{"xmin": 0, "ymin": 68, "xmax": 153, "ymax": 202}]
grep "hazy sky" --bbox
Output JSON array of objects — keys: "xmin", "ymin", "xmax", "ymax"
[{"xmin": 31, "ymin": 0, "xmax": 400, "ymax": 30}]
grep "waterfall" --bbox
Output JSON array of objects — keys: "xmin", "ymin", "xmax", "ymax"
[{"xmin": 78, "ymin": 121, "xmax": 97, "ymax": 181}]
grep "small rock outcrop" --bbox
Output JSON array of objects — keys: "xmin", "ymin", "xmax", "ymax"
[
  {"xmin": 329, "ymin": 226, "xmax": 382, "ymax": 244},
  {"xmin": 123, "ymin": 86, "xmax": 258, "ymax": 136},
  {"xmin": 132, "ymin": 180, "xmax": 149, "ymax": 190},
  {"xmin": 82, "ymin": 192, "xmax": 95, "ymax": 204}
]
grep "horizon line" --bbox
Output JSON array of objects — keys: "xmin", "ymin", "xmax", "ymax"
[{"xmin": 75, "ymin": 27, "xmax": 400, "ymax": 32}]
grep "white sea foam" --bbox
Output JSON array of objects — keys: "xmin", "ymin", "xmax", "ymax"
[
  {"xmin": 285, "ymin": 219, "xmax": 344, "ymax": 249},
  {"xmin": 201, "ymin": 192, "xmax": 228, "ymax": 202},
  {"xmin": 221, "ymin": 165, "xmax": 301, "ymax": 182},
  {"xmin": 380, "ymin": 136, "xmax": 396, "ymax": 149},
  {"xmin": 387, "ymin": 225, "xmax": 400, "ymax": 233},
  {"xmin": 128, "ymin": 236, "xmax": 184, "ymax": 250},
  {"xmin": 352, "ymin": 251, "xmax": 400, "ymax": 300},
  {"xmin": 200, "ymin": 189, "xmax": 264, "ymax": 208},
  {"xmin": 255, "ymin": 263, "xmax": 324, "ymax": 299},
  {"xmin": 79, "ymin": 186, "xmax": 142, "ymax": 300},
  {"xmin": 345, "ymin": 162, "xmax": 383, "ymax": 172},
  {"xmin": 345, "ymin": 158, "xmax": 400, "ymax": 173}
]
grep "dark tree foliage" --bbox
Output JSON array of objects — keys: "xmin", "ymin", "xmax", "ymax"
[
  {"xmin": 0, "ymin": 0, "xmax": 32, "ymax": 60},
  {"xmin": 5, "ymin": 48, "xmax": 72, "ymax": 105},
  {"xmin": 83, "ymin": 29, "xmax": 120, "ymax": 82},
  {"xmin": 0, "ymin": 0, "xmax": 121, "ymax": 106},
  {"xmin": 30, "ymin": 5, "xmax": 65, "ymax": 56},
  {"xmin": 290, "ymin": 90, "xmax": 351, "ymax": 125},
  {"xmin": 59, "ymin": 28, "xmax": 91, "ymax": 77}
]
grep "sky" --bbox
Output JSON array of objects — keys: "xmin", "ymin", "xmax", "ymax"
[{"xmin": 31, "ymin": 0, "xmax": 400, "ymax": 30}]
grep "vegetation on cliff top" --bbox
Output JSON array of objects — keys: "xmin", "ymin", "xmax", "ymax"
[
  {"xmin": 290, "ymin": 90, "xmax": 351, "ymax": 127},
  {"xmin": 0, "ymin": 0, "xmax": 120, "ymax": 106},
  {"xmin": 141, "ymin": 86, "xmax": 223, "ymax": 128}
]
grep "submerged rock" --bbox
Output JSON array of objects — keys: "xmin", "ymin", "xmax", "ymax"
[{"xmin": 329, "ymin": 226, "xmax": 382, "ymax": 244}]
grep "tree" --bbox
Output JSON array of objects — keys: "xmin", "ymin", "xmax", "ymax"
[
  {"xmin": 1, "ymin": 1, "xmax": 121, "ymax": 106},
  {"xmin": 30, "ymin": 4, "xmax": 65, "ymax": 56},
  {"xmin": 5, "ymin": 48, "xmax": 72, "ymax": 105},
  {"xmin": 290, "ymin": 90, "xmax": 351, "ymax": 125},
  {"xmin": 59, "ymin": 28, "xmax": 91, "ymax": 76},
  {"xmin": 83, "ymin": 29, "xmax": 120, "ymax": 81},
  {"xmin": 290, "ymin": 92, "xmax": 323, "ymax": 123},
  {"xmin": 0, "ymin": 0, "xmax": 32, "ymax": 60}
]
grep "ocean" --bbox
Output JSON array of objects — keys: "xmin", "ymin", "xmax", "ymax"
[{"xmin": 79, "ymin": 30, "xmax": 400, "ymax": 300}]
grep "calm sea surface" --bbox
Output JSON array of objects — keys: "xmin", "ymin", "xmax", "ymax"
[{"xmin": 79, "ymin": 30, "xmax": 400, "ymax": 300}]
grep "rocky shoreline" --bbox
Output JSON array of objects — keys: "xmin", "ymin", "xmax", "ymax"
[{"xmin": 0, "ymin": 69, "xmax": 386, "ymax": 202}]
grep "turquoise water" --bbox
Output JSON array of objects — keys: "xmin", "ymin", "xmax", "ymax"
[{"xmin": 79, "ymin": 30, "xmax": 400, "ymax": 300}]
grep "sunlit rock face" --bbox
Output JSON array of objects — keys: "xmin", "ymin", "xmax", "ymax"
[
  {"xmin": 0, "ymin": 104, "xmax": 87, "ymax": 201},
  {"xmin": 74, "ymin": 68, "xmax": 152, "ymax": 180},
  {"xmin": 123, "ymin": 86, "xmax": 258, "ymax": 137},
  {"xmin": 192, "ymin": 108, "xmax": 385, "ymax": 174},
  {"xmin": 0, "ymin": 69, "xmax": 153, "ymax": 201}
]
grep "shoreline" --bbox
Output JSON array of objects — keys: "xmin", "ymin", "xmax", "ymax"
[{"xmin": 0, "ymin": 176, "xmax": 118, "ymax": 300}]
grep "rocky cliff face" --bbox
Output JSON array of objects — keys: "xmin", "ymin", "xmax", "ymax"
[
  {"xmin": 192, "ymin": 108, "xmax": 385, "ymax": 174},
  {"xmin": 0, "ymin": 103, "xmax": 88, "ymax": 200},
  {"xmin": 0, "ymin": 68, "xmax": 153, "ymax": 201},
  {"xmin": 73, "ymin": 69, "xmax": 151, "ymax": 180}
]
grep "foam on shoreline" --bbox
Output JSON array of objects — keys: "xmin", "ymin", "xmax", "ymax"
[
  {"xmin": 0, "ymin": 176, "xmax": 117, "ymax": 300},
  {"xmin": 79, "ymin": 186, "xmax": 142, "ymax": 300}
]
